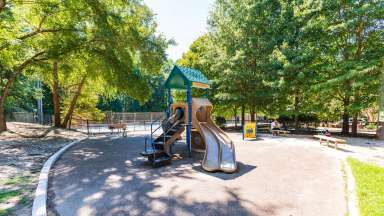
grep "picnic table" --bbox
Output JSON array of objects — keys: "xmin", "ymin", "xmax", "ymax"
[{"xmin": 313, "ymin": 135, "xmax": 346, "ymax": 149}]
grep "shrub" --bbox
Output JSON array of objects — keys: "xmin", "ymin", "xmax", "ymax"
[{"xmin": 215, "ymin": 116, "xmax": 226, "ymax": 128}]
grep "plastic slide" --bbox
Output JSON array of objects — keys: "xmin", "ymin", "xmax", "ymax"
[{"xmin": 191, "ymin": 98, "xmax": 237, "ymax": 173}]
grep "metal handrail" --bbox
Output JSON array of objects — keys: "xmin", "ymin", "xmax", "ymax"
[
  {"xmin": 148, "ymin": 116, "xmax": 165, "ymax": 162},
  {"xmin": 146, "ymin": 113, "xmax": 183, "ymax": 163}
]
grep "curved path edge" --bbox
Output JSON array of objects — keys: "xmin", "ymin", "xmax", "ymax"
[
  {"xmin": 343, "ymin": 159, "xmax": 359, "ymax": 216},
  {"xmin": 32, "ymin": 137, "xmax": 88, "ymax": 216}
]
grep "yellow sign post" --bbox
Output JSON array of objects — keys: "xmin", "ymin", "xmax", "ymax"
[{"xmin": 243, "ymin": 122, "xmax": 257, "ymax": 139}]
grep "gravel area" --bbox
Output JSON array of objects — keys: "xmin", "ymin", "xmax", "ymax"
[{"xmin": 0, "ymin": 122, "xmax": 86, "ymax": 215}]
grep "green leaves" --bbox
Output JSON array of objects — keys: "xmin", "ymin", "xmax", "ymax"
[
  {"xmin": 178, "ymin": 0, "xmax": 382, "ymax": 124},
  {"xmin": 0, "ymin": 0, "xmax": 169, "ymax": 129}
]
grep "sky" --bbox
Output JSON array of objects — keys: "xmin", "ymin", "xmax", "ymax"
[{"xmin": 144, "ymin": 0, "xmax": 214, "ymax": 61}]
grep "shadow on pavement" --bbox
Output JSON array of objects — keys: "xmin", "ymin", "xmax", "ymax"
[{"xmin": 48, "ymin": 135, "xmax": 279, "ymax": 216}]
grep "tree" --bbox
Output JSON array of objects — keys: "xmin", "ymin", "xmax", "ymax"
[
  {"xmin": 316, "ymin": 0, "xmax": 383, "ymax": 135},
  {"xmin": 97, "ymin": 74, "xmax": 168, "ymax": 113},
  {"xmin": 0, "ymin": 0, "xmax": 169, "ymax": 130}
]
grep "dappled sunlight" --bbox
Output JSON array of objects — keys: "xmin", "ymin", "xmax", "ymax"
[
  {"xmin": 48, "ymin": 133, "xmax": 348, "ymax": 215},
  {"xmin": 72, "ymin": 148, "xmax": 103, "ymax": 160},
  {"xmin": 83, "ymin": 191, "xmax": 105, "ymax": 203},
  {"xmin": 104, "ymin": 174, "xmax": 123, "ymax": 189},
  {"xmin": 48, "ymin": 135, "xmax": 265, "ymax": 215},
  {"xmin": 77, "ymin": 204, "xmax": 96, "ymax": 215}
]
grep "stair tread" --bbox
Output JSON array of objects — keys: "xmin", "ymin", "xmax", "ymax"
[
  {"xmin": 153, "ymin": 156, "xmax": 171, "ymax": 163},
  {"xmin": 141, "ymin": 149, "xmax": 164, "ymax": 156}
]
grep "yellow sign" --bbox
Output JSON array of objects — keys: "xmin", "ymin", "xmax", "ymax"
[{"xmin": 243, "ymin": 122, "xmax": 257, "ymax": 139}]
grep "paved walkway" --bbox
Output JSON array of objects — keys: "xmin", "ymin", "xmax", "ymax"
[{"xmin": 49, "ymin": 133, "xmax": 347, "ymax": 216}]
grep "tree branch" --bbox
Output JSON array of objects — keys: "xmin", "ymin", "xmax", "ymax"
[
  {"xmin": 0, "ymin": 50, "xmax": 45, "ymax": 107},
  {"xmin": 0, "ymin": 28, "xmax": 75, "ymax": 51},
  {"xmin": 14, "ymin": 51, "xmax": 45, "ymax": 72},
  {"xmin": 17, "ymin": 28, "xmax": 73, "ymax": 40},
  {"xmin": 0, "ymin": 0, "xmax": 5, "ymax": 13}
]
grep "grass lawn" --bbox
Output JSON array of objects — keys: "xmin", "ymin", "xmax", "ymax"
[
  {"xmin": 0, "ymin": 175, "xmax": 32, "ymax": 216},
  {"xmin": 348, "ymin": 158, "xmax": 384, "ymax": 216}
]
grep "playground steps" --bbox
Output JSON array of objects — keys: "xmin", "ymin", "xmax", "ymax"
[
  {"xmin": 142, "ymin": 123, "xmax": 184, "ymax": 168},
  {"xmin": 150, "ymin": 152, "xmax": 172, "ymax": 167}
]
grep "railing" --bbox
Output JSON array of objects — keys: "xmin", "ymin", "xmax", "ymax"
[
  {"xmin": 145, "ymin": 115, "xmax": 181, "ymax": 162},
  {"xmin": 147, "ymin": 117, "xmax": 163, "ymax": 157}
]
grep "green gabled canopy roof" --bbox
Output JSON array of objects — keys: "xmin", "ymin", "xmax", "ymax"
[{"xmin": 165, "ymin": 65, "xmax": 210, "ymax": 89}]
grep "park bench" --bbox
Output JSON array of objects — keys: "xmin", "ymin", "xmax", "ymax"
[
  {"xmin": 313, "ymin": 135, "xmax": 346, "ymax": 149},
  {"xmin": 270, "ymin": 129, "xmax": 290, "ymax": 136},
  {"xmin": 108, "ymin": 123, "xmax": 127, "ymax": 136}
]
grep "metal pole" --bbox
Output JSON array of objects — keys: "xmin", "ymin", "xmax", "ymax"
[
  {"xmin": 186, "ymin": 85, "xmax": 192, "ymax": 157},
  {"xmin": 167, "ymin": 88, "xmax": 172, "ymax": 118},
  {"xmin": 36, "ymin": 80, "xmax": 43, "ymax": 124}
]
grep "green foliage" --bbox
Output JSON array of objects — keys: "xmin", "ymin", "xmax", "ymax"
[
  {"xmin": 215, "ymin": 116, "xmax": 226, "ymax": 128},
  {"xmin": 0, "ymin": 0, "xmax": 169, "ymax": 127},
  {"xmin": 97, "ymin": 75, "xmax": 167, "ymax": 113},
  {"xmin": 4, "ymin": 76, "xmax": 37, "ymax": 114},
  {"xmin": 177, "ymin": 0, "xmax": 383, "ymax": 128},
  {"xmin": 348, "ymin": 158, "xmax": 384, "ymax": 216}
]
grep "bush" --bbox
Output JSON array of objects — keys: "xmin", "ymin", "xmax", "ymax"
[
  {"xmin": 215, "ymin": 116, "xmax": 226, "ymax": 128},
  {"xmin": 278, "ymin": 113, "xmax": 319, "ymax": 123}
]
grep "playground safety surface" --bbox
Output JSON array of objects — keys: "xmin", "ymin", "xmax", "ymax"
[{"xmin": 48, "ymin": 133, "xmax": 347, "ymax": 216}]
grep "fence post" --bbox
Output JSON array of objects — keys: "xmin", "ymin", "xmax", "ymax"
[
  {"xmin": 133, "ymin": 113, "xmax": 136, "ymax": 132},
  {"xmin": 86, "ymin": 120, "xmax": 89, "ymax": 135}
]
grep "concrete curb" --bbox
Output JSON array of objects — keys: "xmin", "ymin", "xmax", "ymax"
[
  {"xmin": 344, "ymin": 159, "xmax": 359, "ymax": 216},
  {"xmin": 32, "ymin": 137, "xmax": 88, "ymax": 216}
]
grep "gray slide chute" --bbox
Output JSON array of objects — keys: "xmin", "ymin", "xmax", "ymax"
[{"xmin": 191, "ymin": 98, "xmax": 237, "ymax": 173}]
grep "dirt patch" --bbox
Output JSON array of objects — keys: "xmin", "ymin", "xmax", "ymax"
[{"xmin": 0, "ymin": 122, "xmax": 86, "ymax": 216}]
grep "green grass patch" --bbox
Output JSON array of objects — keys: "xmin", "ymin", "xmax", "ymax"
[
  {"xmin": 0, "ymin": 190, "xmax": 22, "ymax": 203},
  {"xmin": 0, "ymin": 175, "xmax": 33, "ymax": 216},
  {"xmin": 0, "ymin": 209, "xmax": 10, "ymax": 216},
  {"xmin": 0, "ymin": 190, "xmax": 29, "ymax": 216},
  {"xmin": 0, "ymin": 175, "xmax": 31, "ymax": 186},
  {"xmin": 348, "ymin": 158, "xmax": 384, "ymax": 216}
]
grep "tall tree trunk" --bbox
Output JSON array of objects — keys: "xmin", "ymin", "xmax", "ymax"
[
  {"xmin": 0, "ymin": 0, "xmax": 5, "ymax": 12},
  {"xmin": 241, "ymin": 105, "xmax": 245, "ymax": 127},
  {"xmin": 351, "ymin": 113, "xmax": 358, "ymax": 136},
  {"xmin": 61, "ymin": 76, "xmax": 86, "ymax": 128},
  {"xmin": 0, "ymin": 75, "xmax": 17, "ymax": 131},
  {"xmin": 377, "ymin": 73, "xmax": 384, "ymax": 139},
  {"xmin": 52, "ymin": 61, "xmax": 61, "ymax": 127},
  {"xmin": 250, "ymin": 106, "xmax": 256, "ymax": 122},
  {"xmin": 233, "ymin": 106, "xmax": 238, "ymax": 128},
  {"xmin": 0, "ymin": 51, "xmax": 44, "ymax": 131},
  {"xmin": 294, "ymin": 93, "xmax": 300, "ymax": 131},
  {"xmin": 341, "ymin": 96, "xmax": 350, "ymax": 135},
  {"xmin": 0, "ymin": 106, "xmax": 6, "ymax": 131},
  {"xmin": 351, "ymin": 90, "xmax": 361, "ymax": 136}
]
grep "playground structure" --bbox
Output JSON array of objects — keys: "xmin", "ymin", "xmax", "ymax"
[{"xmin": 141, "ymin": 65, "xmax": 237, "ymax": 173}]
